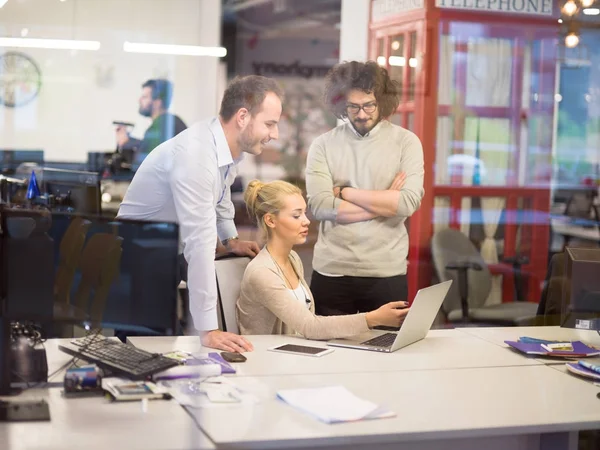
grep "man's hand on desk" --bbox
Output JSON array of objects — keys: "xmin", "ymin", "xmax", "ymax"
[
  {"xmin": 228, "ymin": 239, "xmax": 260, "ymax": 258},
  {"xmin": 200, "ymin": 330, "xmax": 254, "ymax": 352}
]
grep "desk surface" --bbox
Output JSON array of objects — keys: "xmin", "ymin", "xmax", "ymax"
[
  {"xmin": 4, "ymin": 329, "xmax": 600, "ymax": 450},
  {"xmin": 0, "ymin": 388, "xmax": 213, "ymax": 450},
  {"xmin": 194, "ymin": 365, "xmax": 599, "ymax": 449},
  {"xmin": 1, "ymin": 341, "xmax": 214, "ymax": 450},
  {"xmin": 128, "ymin": 330, "xmax": 542, "ymax": 377},
  {"xmin": 551, "ymin": 217, "xmax": 600, "ymax": 241},
  {"xmin": 458, "ymin": 326, "xmax": 600, "ymax": 365}
]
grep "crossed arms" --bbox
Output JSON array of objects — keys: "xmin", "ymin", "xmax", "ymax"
[{"xmin": 305, "ymin": 134, "xmax": 425, "ymax": 225}]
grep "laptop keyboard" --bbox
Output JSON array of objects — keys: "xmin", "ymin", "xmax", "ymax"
[{"xmin": 361, "ymin": 332, "xmax": 397, "ymax": 348}]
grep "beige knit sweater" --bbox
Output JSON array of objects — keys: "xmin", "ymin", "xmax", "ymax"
[{"xmin": 236, "ymin": 248, "xmax": 370, "ymax": 339}]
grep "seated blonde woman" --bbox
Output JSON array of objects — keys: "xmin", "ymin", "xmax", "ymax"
[{"xmin": 236, "ymin": 180, "xmax": 409, "ymax": 339}]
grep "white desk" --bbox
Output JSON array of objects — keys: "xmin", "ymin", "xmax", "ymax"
[
  {"xmin": 550, "ymin": 217, "xmax": 600, "ymax": 242},
  {"xmin": 193, "ymin": 365, "xmax": 594, "ymax": 450},
  {"xmin": 458, "ymin": 326, "xmax": 600, "ymax": 365},
  {"xmin": 128, "ymin": 330, "xmax": 542, "ymax": 377},
  {"xmin": 0, "ymin": 388, "xmax": 214, "ymax": 450},
  {"xmin": 1, "ymin": 339, "xmax": 215, "ymax": 450},
  {"xmin": 4, "ymin": 329, "xmax": 600, "ymax": 450}
]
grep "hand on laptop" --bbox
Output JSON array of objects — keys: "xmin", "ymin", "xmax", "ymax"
[
  {"xmin": 366, "ymin": 301, "xmax": 409, "ymax": 328},
  {"xmin": 200, "ymin": 330, "xmax": 254, "ymax": 353}
]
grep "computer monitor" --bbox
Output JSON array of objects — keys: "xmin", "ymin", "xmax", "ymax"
[
  {"xmin": 0, "ymin": 150, "xmax": 44, "ymax": 175},
  {"xmin": 0, "ymin": 207, "xmax": 180, "ymax": 393},
  {"xmin": 42, "ymin": 168, "xmax": 101, "ymax": 215},
  {"xmin": 87, "ymin": 152, "xmax": 112, "ymax": 174},
  {"xmin": 561, "ymin": 247, "xmax": 600, "ymax": 330}
]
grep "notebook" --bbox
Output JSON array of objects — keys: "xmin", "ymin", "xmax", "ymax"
[
  {"xmin": 504, "ymin": 340, "xmax": 600, "ymax": 358},
  {"xmin": 185, "ymin": 353, "xmax": 236, "ymax": 374},
  {"xmin": 566, "ymin": 362, "xmax": 600, "ymax": 381}
]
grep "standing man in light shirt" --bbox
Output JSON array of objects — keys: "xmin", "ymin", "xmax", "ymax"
[
  {"xmin": 118, "ymin": 75, "xmax": 284, "ymax": 352},
  {"xmin": 306, "ymin": 61, "xmax": 424, "ymax": 316}
]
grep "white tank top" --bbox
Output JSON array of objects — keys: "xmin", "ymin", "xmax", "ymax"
[{"xmin": 287, "ymin": 283, "xmax": 311, "ymax": 308}]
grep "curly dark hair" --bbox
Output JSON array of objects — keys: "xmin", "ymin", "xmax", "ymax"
[
  {"xmin": 323, "ymin": 61, "xmax": 401, "ymax": 119},
  {"xmin": 219, "ymin": 75, "xmax": 284, "ymax": 122}
]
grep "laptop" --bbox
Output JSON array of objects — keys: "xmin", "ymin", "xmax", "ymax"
[{"xmin": 327, "ymin": 280, "xmax": 452, "ymax": 353}]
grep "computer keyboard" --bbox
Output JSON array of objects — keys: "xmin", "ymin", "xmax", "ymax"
[
  {"xmin": 361, "ymin": 332, "xmax": 397, "ymax": 348},
  {"xmin": 60, "ymin": 334, "xmax": 179, "ymax": 380}
]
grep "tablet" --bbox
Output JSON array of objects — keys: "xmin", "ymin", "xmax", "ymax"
[{"xmin": 267, "ymin": 343, "xmax": 334, "ymax": 357}]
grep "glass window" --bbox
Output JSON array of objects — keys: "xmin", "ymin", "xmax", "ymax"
[
  {"xmin": 407, "ymin": 31, "xmax": 417, "ymax": 102},
  {"xmin": 389, "ymin": 34, "xmax": 405, "ymax": 96}
]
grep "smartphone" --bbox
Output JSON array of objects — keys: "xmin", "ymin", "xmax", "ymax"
[
  {"xmin": 267, "ymin": 344, "xmax": 334, "ymax": 357},
  {"xmin": 220, "ymin": 352, "xmax": 247, "ymax": 363}
]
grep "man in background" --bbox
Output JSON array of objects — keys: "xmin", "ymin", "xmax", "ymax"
[{"xmin": 116, "ymin": 79, "xmax": 187, "ymax": 162}]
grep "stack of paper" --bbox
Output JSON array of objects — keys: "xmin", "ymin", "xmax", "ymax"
[{"xmin": 276, "ymin": 386, "xmax": 395, "ymax": 424}]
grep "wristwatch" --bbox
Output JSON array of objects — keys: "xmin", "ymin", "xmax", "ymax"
[{"xmin": 222, "ymin": 236, "xmax": 239, "ymax": 248}]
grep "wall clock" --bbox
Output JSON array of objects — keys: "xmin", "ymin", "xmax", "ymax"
[{"xmin": 0, "ymin": 51, "xmax": 42, "ymax": 107}]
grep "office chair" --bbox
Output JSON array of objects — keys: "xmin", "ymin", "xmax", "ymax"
[
  {"xmin": 563, "ymin": 191, "xmax": 600, "ymax": 247},
  {"xmin": 54, "ymin": 216, "xmax": 91, "ymax": 305},
  {"xmin": 214, "ymin": 253, "xmax": 251, "ymax": 334},
  {"xmin": 534, "ymin": 251, "xmax": 567, "ymax": 326},
  {"xmin": 73, "ymin": 233, "xmax": 124, "ymax": 323},
  {"xmin": 431, "ymin": 228, "xmax": 538, "ymax": 325}
]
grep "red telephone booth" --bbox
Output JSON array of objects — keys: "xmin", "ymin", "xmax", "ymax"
[{"xmin": 369, "ymin": 0, "xmax": 558, "ymax": 303}]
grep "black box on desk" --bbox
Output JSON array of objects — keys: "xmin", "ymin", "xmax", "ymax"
[{"xmin": 562, "ymin": 247, "xmax": 600, "ymax": 330}]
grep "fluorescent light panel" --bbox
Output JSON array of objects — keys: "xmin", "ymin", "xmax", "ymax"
[
  {"xmin": 0, "ymin": 37, "xmax": 100, "ymax": 50},
  {"xmin": 583, "ymin": 7, "xmax": 600, "ymax": 14},
  {"xmin": 123, "ymin": 41, "xmax": 226, "ymax": 57}
]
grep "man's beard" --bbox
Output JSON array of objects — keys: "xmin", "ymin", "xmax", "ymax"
[
  {"xmin": 350, "ymin": 116, "xmax": 380, "ymax": 136},
  {"xmin": 239, "ymin": 127, "xmax": 261, "ymax": 154},
  {"xmin": 139, "ymin": 105, "xmax": 152, "ymax": 117}
]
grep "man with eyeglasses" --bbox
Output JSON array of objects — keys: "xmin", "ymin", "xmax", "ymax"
[{"xmin": 305, "ymin": 61, "xmax": 424, "ymax": 317}]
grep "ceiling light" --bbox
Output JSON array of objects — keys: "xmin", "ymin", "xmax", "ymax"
[
  {"xmin": 0, "ymin": 0, "xmax": 7, "ymax": 8},
  {"xmin": 583, "ymin": 7, "xmax": 600, "ymax": 14},
  {"xmin": 581, "ymin": 0, "xmax": 594, "ymax": 7},
  {"xmin": 20, "ymin": 28, "xmax": 28, "ymax": 37},
  {"xmin": 565, "ymin": 32, "xmax": 580, "ymax": 48},
  {"xmin": 391, "ymin": 40, "xmax": 400, "ymax": 51},
  {"xmin": 376, "ymin": 56, "xmax": 386, "ymax": 66},
  {"xmin": 563, "ymin": 0, "xmax": 578, "ymax": 15},
  {"xmin": 409, "ymin": 57, "xmax": 418, "ymax": 68},
  {"xmin": 558, "ymin": 18, "xmax": 563, "ymax": 22},
  {"xmin": 123, "ymin": 41, "xmax": 226, "ymax": 57},
  {"xmin": 0, "ymin": 37, "xmax": 100, "ymax": 51}
]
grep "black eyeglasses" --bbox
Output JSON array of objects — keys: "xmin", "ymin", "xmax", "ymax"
[{"xmin": 346, "ymin": 102, "xmax": 377, "ymax": 115}]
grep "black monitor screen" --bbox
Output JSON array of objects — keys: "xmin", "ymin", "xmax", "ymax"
[
  {"xmin": 87, "ymin": 151, "xmax": 112, "ymax": 173},
  {"xmin": 42, "ymin": 168, "xmax": 101, "ymax": 215},
  {"xmin": 561, "ymin": 247, "xmax": 600, "ymax": 330},
  {"xmin": 0, "ymin": 209, "xmax": 180, "ymax": 335},
  {"xmin": 0, "ymin": 150, "xmax": 44, "ymax": 174}
]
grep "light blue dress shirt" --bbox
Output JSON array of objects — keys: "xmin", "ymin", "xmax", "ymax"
[{"xmin": 118, "ymin": 117, "xmax": 238, "ymax": 331}]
